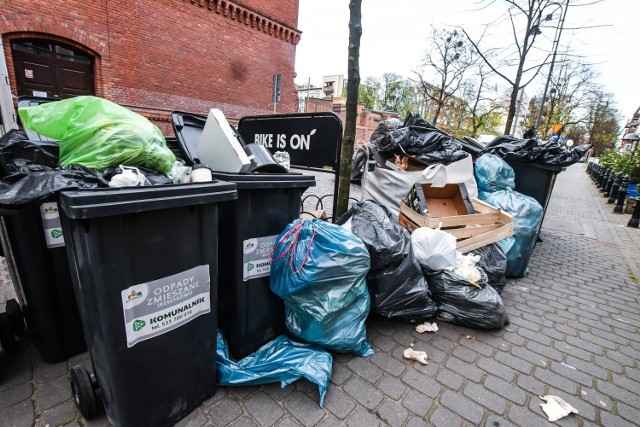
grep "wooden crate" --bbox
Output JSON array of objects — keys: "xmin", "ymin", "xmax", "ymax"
[{"xmin": 399, "ymin": 198, "xmax": 513, "ymax": 253}]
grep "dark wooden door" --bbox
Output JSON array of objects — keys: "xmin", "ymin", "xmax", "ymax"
[{"xmin": 11, "ymin": 39, "xmax": 94, "ymax": 99}]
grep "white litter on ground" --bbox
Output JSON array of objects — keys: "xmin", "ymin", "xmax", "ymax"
[
  {"xmin": 415, "ymin": 322, "xmax": 438, "ymax": 333},
  {"xmin": 403, "ymin": 348, "xmax": 428, "ymax": 365},
  {"xmin": 539, "ymin": 395, "xmax": 579, "ymax": 422}
]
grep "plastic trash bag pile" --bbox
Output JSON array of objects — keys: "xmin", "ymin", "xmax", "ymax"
[
  {"xmin": 19, "ymin": 96, "xmax": 176, "ymax": 174},
  {"xmin": 481, "ymin": 135, "xmax": 592, "ymax": 166},
  {"xmin": 270, "ymin": 218, "xmax": 375, "ymax": 356},
  {"xmin": 216, "ymin": 331, "xmax": 332, "ymax": 407},
  {"xmin": 347, "ymin": 201, "xmax": 438, "ymax": 322},
  {"xmin": 475, "ymin": 154, "xmax": 543, "ymax": 277},
  {"xmin": 0, "ymin": 97, "xmax": 178, "ymax": 213},
  {"xmin": 352, "ymin": 112, "xmax": 470, "ymax": 182}
]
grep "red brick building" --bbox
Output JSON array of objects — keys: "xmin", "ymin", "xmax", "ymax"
[{"xmin": 0, "ymin": 0, "xmax": 301, "ymax": 134}]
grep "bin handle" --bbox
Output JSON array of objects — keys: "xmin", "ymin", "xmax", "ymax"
[{"xmin": 270, "ymin": 220, "xmax": 316, "ymax": 274}]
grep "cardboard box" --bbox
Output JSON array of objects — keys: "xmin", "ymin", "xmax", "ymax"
[
  {"xmin": 405, "ymin": 183, "xmax": 474, "ymax": 218},
  {"xmin": 399, "ymin": 197, "xmax": 513, "ymax": 253},
  {"xmin": 392, "ymin": 155, "xmax": 430, "ymax": 172},
  {"xmin": 300, "ymin": 209, "xmax": 328, "ymax": 221}
]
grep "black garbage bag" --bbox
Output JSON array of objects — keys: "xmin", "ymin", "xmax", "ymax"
[
  {"xmin": 0, "ymin": 129, "xmax": 59, "ymax": 177},
  {"xmin": 0, "ymin": 164, "xmax": 173, "ymax": 214},
  {"xmin": 349, "ymin": 200, "xmax": 438, "ymax": 321},
  {"xmin": 481, "ymin": 135, "xmax": 592, "ymax": 166},
  {"xmin": 425, "ymin": 269, "xmax": 509, "ymax": 329},
  {"xmin": 351, "ymin": 113, "xmax": 468, "ymax": 182},
  {"xmin": 376, "ymin": 113, "xmax": 467, "ymax": 164},
  {"xmin": 522, "ymin": 126, "xmax": 537, "ymax": 139},
  {"xmin": 370, "ymin": 118, "xmax": 404, "ymax": 143},
  {"xmin": 470, "ymin": 244, "xmax": 508, "ymax": 294},
  {"xmin": 351, "ymin": 119, "xmax": 404, "ymax": 182},
  {"xmin": 0, "ymin": 165, "xmax": 108, "ymax": 213}
]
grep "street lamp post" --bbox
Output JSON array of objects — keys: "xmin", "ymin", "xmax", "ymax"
[{"xmin": 534, "ymin": 0, "xmax": 569, "ymax": 137}]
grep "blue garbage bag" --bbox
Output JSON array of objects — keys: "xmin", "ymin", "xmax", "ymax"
[
  {"xmin": 475, "ymin": 154, "xmax": 543, "ymax": 277},
  {"xmin": 474, "ymin": 153, "xmax": 515, "ymax": 192},
  {"xmin": 216, "ymin": 331, "xmax": 332, "ymax": 407},
  {"xmin": 270, "ymin": 218, "xmax": 374, "ymax": 356}
]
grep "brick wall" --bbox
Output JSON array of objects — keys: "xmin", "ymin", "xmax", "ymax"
[{"xmin": 0, "ymin": 0, "xmax": 301, "ymax": 135}]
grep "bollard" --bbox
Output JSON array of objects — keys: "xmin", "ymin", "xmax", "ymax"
[
  {"xmin": 614, "ymin": 176, "xmax": 629, "ymax": 214},
  {"xmin": 599, "ymin": 168, "xmax": 608, "ymax": 191},
  {"xmin": 602, "ymin": 169, "xmax": 613, "ymax": 192},
  {"xmin": 603, "ymin": 171, "xmax": 615, "ymax": 195},
  {"xmin": 608, "ymin": 175, "xmax": 621, "ymax": 204},
  {"xmin": 628, "ymin": 198, "xmax": 640, "ymax": 228},
  {"xmin": 598, "ymin": 167, "xmax": 608, "ymax": 188},
  {"xmin": 592, "ymin": 164, "xmax": 600, "ymax": 182}
]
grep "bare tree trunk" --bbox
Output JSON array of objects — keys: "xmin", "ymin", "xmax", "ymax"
[{"xmin": 336, "ymin": 0, "xmax": 362, "ymax": 217}]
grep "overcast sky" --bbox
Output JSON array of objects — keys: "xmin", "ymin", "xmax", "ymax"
[{"xmin": 294, "ymin": 0, "xmax": 639, "ymax": 129}]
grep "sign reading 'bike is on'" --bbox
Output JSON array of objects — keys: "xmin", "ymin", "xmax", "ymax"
[{"xmin": 238, "ymin": 112, "xmax": 343, "ymax": 172}]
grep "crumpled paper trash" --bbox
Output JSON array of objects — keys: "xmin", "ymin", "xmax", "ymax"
[
  {"xmin": 415, "ymin": 322, "xmax": 438, "ymax": 333},
  {"xmin": 539, "ymin": 395, "xmax": 579, "ymax": 422},
  {"xmin": 403, "ymin": 348, "xmax": 428, "ymax": 365}
]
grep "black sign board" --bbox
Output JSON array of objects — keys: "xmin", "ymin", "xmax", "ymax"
[
  {"xmin": 238, "ymin": 112, "xmax": 343, "ymax": 220},
  {"xmin": 238, "ymin": 112, "xmax": 342, "ymax": 172}
]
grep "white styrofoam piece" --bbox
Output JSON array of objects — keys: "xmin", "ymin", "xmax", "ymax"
[{"xmin": 196, "ymin": 108, "xmax": 251, "ymax": 173}]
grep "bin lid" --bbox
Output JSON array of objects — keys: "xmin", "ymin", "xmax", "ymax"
[
  {"xmin": 59, "ymin": 181, "xmax": 237, "ymax": 219},
  {"xmin": 505, "ymin": 160, "xmax": 563, "ymax": 173},
  {"xmin": 210, "ymin": 171, "xmax": 315, "ymax": 190},
  {"xmin": 171, "ymin": 110, "xmax": 291, "ymax": 174},
  {"xmin": 170, "ymin": 111, "xmax": 205, "ymax": 166}
]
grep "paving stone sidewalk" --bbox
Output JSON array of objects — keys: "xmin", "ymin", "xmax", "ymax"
[{"xmin": 1, "ymin": 163, "xmax": 639, "ymax": 427}]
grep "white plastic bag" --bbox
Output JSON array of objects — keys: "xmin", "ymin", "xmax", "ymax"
[
  {"xmin": 411, "ymin": 227, "xmax": 457, "ymax": 271},
  {"xmin": 361, "ymin": 166, "xmax": 426, "ymax": 221},
  {"xmin": 108, "ymin": 166, "xmax": 150, "ymax": 188},
  {"xmin": 421, "ymin": 154, "xmax": 478, "ymax": 199}
]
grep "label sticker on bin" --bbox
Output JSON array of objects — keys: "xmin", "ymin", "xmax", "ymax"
[
  {"xmin": 242, "ymin": 235, "xmax": 277, "ymax": 281},
  {"xmin": 40, "ymin": 202, "xmax": 65, "ymax": 248},
  {"xmin": 121, "ymin": 265, "xmax": 210, "ymax": 348}
]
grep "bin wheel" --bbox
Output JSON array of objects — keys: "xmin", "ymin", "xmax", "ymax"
[
  {"xmin": 0, "ymin": 313, "xmax": 17, "ymax": 353},
  {"xmin": 70, "ymin": 364, "xmax": 98, "ymax": 419},
  {"xmin": 5, "ymin": 299, "xmax": 25, "ymax": 337}
]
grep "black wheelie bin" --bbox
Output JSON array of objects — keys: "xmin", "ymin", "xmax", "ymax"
[
  {"xmin": 59, "ymin": 181, "xmax": 237, "ymax": 427},
  {"xmin": 0, "ymin": 97, "xmax": 86, "ymax": 363},
  {"xmin": 506, "ymin": 161, "xmax": 562, "ymax": 214},
  {"xmin": 506, "ymin": 161, "xmax": 563, "ymax": 240},
  {"xmin": 172, "ymin": 111, "xmax": 315, "ymax": 359},
  {"xmin": 0, "ymin": 200, "xmax": 86, "ymax": 362}
]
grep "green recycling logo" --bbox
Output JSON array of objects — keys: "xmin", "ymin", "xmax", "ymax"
[
  {"xmin": 51, "ymin": 229, "xmax": 63, "ymax": 239},
  {"xmin": 247, "ymin": 262, "xmax": 254, "ymax": 272},
  {"xmin": 133, "ymin": 320, "xmax": 146, "ymax": 332}
]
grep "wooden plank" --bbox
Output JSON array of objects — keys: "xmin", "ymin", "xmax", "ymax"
[
  {"xmin": 399, "ymin": 197, "xmax": 514, "ymax": 253},
  {"xmin": 399, "ymin": 199, "xmax": 502, "ymax": 228},
  {"xmin": 457, "ymin": 225, "xmax": 513, "ymax": 253}
]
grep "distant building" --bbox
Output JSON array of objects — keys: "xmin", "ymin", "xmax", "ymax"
[
  {"xmin": 322, "ymin": 75, "xmax": 345, "ymax": 99},
  {"xmin": 620, "ymin": 106, "xmax": 640, "ymax": 152}
]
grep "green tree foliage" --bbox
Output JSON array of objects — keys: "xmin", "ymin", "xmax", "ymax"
[
  {"xmin": 356, "ymin": 73, "xmax": 419, "ymax": 116},
  {"xmin": 599, "ymin": 148, "xmax": 640, "ymax": 184},
  {"xmin": 357, "ymin": 77, "xmax": 379, "ymax": 110},
  {"xmin": 584, "ymin": 91, "xmax": 620, "ymax": 156}
]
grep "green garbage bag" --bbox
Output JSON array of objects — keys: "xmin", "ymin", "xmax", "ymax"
[{"xmin": 18, "ymin": 96, "xmax": 176, "ymax": 174}]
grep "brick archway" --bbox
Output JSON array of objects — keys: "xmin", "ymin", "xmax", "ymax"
[{"xmin": 1, "ymin": 13, "xmax": 106, "ymax": 98}]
